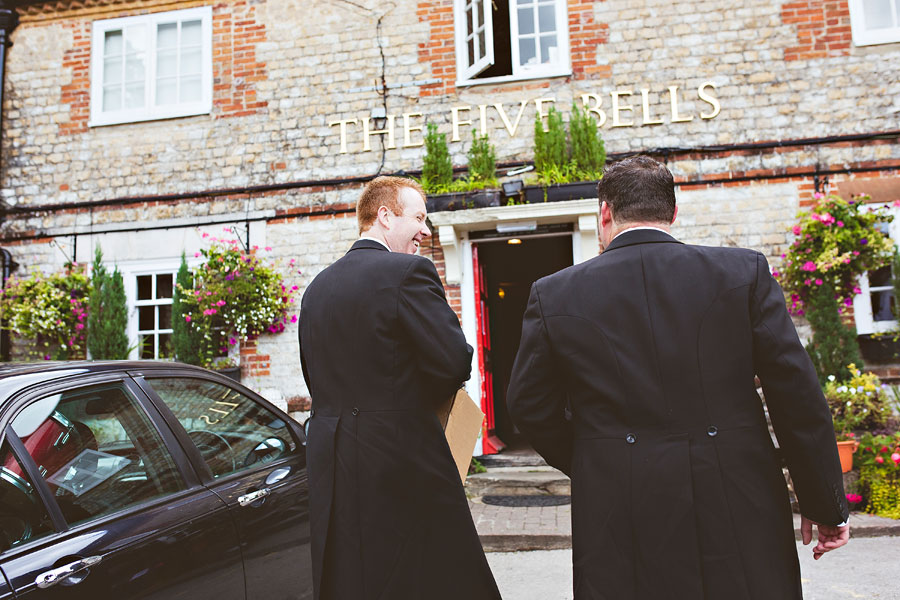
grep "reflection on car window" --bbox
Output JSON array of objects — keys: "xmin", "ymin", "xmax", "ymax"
[
  {"xmin": 0, "ymin": 442, "xmax": 55, "ymax": 552},
  {"xmin": 10, "ymin": 383, "xmax": 186, "ymax": 527},
  {"xmin": 147, "ymin": 378, "xmax": 296, "ymax": 478}
]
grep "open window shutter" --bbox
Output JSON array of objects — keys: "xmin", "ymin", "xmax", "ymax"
[{"xmin": 460, "ymin": 0, "xmax": 494, "ymax": 80}]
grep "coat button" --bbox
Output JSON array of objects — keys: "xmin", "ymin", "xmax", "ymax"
[
  {"xmin": 707, "ymin": 426, "xmax": 718, "ymax": 437},
  {"xmin": 625, "ymin": 433, "xmax": 636, "ymax": 444},
  {"xmin": 351, "ymin": 408, "xmax": 359, "ymax": 416}
]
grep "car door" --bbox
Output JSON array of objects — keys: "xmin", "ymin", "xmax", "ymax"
[
  {"xmin": 0, "ymin": 374, "xmax": 246, "ymax": 599},
  {"xmin": 137, "ymin": 372, "xmax": 312, "ymax": 600}
]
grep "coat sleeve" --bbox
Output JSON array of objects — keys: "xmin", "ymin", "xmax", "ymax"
[
  {"xmin": 398, "ymin": 257, "xmax": 473, "ymax": 403},
  {"xmin": 750, "ymin": 252, "xmax": 849, "ymax": 525},
  {"xmin": 506, "ymin": 282, "xmax": 573, "ymax": 475}
]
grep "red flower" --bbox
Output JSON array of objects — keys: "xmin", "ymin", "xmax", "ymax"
[{"xmin": 876, "ymin": 456, "xmax": 885, "ymax": 464}]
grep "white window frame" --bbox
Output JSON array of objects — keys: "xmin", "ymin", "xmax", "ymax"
[
  {"xmin": 120, "ymin": 259, "xmax": 182, "ymax": 360},
  {"xmin": 89, "ymin": 7, "xmax": 213, "ymax": 127},
  {"xmin": 454, "ymin": 0, "xmax": 570, "ymax": 87},
  {"xmin": 849, "ymin": 0, "xmax": 900, "ymax": 46},
  {"xmin": 853, "ymin": 202, "xmax": 900, "ymax": 334}
]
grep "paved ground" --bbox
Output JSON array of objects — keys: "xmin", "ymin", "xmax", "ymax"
[{"xmin": 487, "ymin": 537, "xmax": 900, "ymax": 599}]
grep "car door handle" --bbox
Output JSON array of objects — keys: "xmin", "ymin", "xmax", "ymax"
[
  {"xmin": 238, "ymin": 488, "xmax": 270, "ymax": 507},
  {"xmin": 265, "ymin": 466, "xmax": 292, "ymax": 486},
  {"xmin": 36, "ymin": 555, "xmax": 102, "ymax": 588}
]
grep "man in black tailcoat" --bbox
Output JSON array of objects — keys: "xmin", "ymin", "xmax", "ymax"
[
  {"xmin": 507, "ymin": 156, "xmax": 849, "ymax": 599},
  {"xmin": 299, "ymin": 176, "xmax": 501, "ymax": 600}
]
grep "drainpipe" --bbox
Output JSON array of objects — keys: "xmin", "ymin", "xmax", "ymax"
[{"xmin": 0, "ymin": 3, "xmax": 18, "ymax": 361}]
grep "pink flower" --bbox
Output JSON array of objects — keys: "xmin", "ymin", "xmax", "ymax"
[
  {"xmin": 265, "ymin": 247, "xmax": 272, "ymax": 251},
  {"xmin": 846, "ymin": 493, "xmax": 863, "ymax": 503},
  {"xmin": 814, "ymin": 192, "xmax": 824, "ymax": 199},
  {"xmin": 195, "ymin": 252, "xmax": 201, "ymax": 257},
  {"xmin": 853, "ymin": 286, "xmax": 862, "ymax": 295},
  {"xmin": 792, "ymin": 225, "xmax": 801, "ymax": 235},
  {"xmin": 801, "ymin": 261, "xmax": 817, "ymax": 272},
  {"xmin": 229, "ymin": 337, "xmax": 237, "ymax": 345},
  {"xmin": 853, "ymin": 251, "xmax": 860, "ymax": 256},
  {"xmin": 291, "ymin": 315, "xmax": 298, "ymax": 323},
  {"xmin": 75, "ymin": 323, "xmax": 84, "ymax": 330},
  {"xmin": 216, "ymin": 300, "xmax": 226, "ymax": 306},
  {"xmin": 893, "ymin": 453, "xmax": 900, "ymax": 465},
  {"xmin": 202, "ymin": 232, "xmax": 209, "ymax": 238},
  {"xmin": 876, "ymin": 456, "xmax": 885, "ymax": 464},
  {"xmin": 203, "ymin": 308, "xmax": 217, "ymax": 316},
  {"xmin": 837, "ymin": 221, "xmax": 844, "ymax": 227},
  {"xmin": 815, "ymin": 279, "xmax": 823, "ymax": 286},
  {"xmin": 185, "ymin": 315, "xmax": 192, "ymax": 322}
]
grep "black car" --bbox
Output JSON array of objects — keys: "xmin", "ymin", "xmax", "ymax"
[{"xmin": 0, "ymin": 361, "xmax": 311, "ymax": 599}]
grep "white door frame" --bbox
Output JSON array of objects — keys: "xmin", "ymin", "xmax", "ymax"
[{"xmin": 428, "ymin": 199, "xmax": 600, "ymax": 455}]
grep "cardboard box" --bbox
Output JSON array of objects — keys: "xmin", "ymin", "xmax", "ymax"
[{"xmin": 436, "ymin": 389, "xmax": 485, "ymax": 484}]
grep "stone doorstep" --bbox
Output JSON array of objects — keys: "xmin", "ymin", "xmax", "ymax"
[{"xmin": 466, "ymin": 468, "xmax": 571, "ymax": 497}]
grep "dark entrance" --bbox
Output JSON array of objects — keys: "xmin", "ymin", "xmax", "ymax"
[{"xmin": 474, "ymin": 234, "xmax": 573, "ymax": 452}]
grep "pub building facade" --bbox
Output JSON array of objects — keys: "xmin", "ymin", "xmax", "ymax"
[{"xmin": 0, "ymin": 0, "xmax": 898, "ymax": 453}]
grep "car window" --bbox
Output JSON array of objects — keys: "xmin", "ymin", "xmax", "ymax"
[
  {"xmin": 0, "ymin": 441, "xmax": 55, "ymax": 552},
  {"xmin": 10, "ymin": 382, "xmax": 186, "ymax": 527},
  {"xmin": 146, "ymin": 378, "xmax": 297, "ymax": 478}
]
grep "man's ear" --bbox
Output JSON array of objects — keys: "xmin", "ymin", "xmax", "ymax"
[
  {"xmin": 600, "ymin": 201, "xmax": 613, "ymax": 227},
  {"xmin": 671, "ymin": 205, "xmax": 678, "ymax": 225},
  {"xmin": 376, "ymin": 205, "xmax": 392, "ymax": 229}
]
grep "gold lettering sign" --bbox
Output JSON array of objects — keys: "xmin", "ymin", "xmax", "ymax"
[{"xmin": 328, "ymin": 81, "xmax": 723, "ymax": 154}]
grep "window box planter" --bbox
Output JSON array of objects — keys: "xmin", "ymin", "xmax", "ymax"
[
  {"xmin": 857, "ymin": 333, "xmax": 900, "ymax": 364},
  {"xmin": 426, "ymin": 189, "xmax": 501, "ymax": 213},
  {"xmin": 523, "ymin": 180, "xmax": 599, "ymax": 204}
]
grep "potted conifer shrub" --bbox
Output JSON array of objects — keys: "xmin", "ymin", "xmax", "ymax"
[{"xmin": 87, "ymin": 247, "xmax": 130, "ymax": 360}]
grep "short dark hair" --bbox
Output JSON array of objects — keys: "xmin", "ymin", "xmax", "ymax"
[{"xmin": 596, "ymin": 156, "xmax": 676, "ymax": 224}]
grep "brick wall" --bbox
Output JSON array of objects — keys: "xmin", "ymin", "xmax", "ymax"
[{"xmin": 782, "ymin": 0, "xmax": 852, "ymax": 61}]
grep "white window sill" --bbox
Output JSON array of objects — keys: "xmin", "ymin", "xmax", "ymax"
[
  {"xmin": 456, "ymin": 70, "xmax": 572, "ymax": 89},
  {"xmin": 89, "ymin": 105, "xmax": 212, "ymax": 128}
]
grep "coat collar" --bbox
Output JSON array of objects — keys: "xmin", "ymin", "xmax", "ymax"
[
  {"xmin": 602, "ymin": 228, "xmax": 682, "ymax": 253},
  {"xmin": 347, "ymin": 239, "xmax": 390, "ymax": 253}
]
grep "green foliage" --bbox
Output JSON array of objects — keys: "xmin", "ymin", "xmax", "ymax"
[
  {"xmin": 568, "ymin": 102, "xmax": 606, "ymax": 180},
  {"xmin": 533, "ymin": 106, "xmax": 567, "ymax": 176},
  {"xmin": 421, "ymin": 122, "xmax": 453, "ymax": 193},
  {"xmin": 467, "ymin": 129, "xmax": 497, "ymax": 183},
  {"xmin": 177, "ymin": 235, "xmax": 298, "ymax": 368},
  {"xmin": 823, "ymin": 363, "xmax": 892, "ymax": 434},
  {"xmin": 172, "ymin": 252, "xmax": 203, "ymax": 365},
  {"xmin": 856, "ymin": 431, "xmax": 900, "ymax": 518},
  {"xmin": 468, "ymin": 457, "xmax": 487, "ymax": 475},
  {"xmin": 805, "ymin": 283, "xmax": 863, "ymax": 384},
  {"xmin": 0, "ymin": 264, "xmax": 90, "ymax": 360},
  {"xmin": 87, "ymin": 247, "xmax": 129, "ymax": 360},
  {"xmin": 422, "ymin": 176, "xmax": 500, "ymax": 195},
  {"xmin": 778, "ymin": 194, "xmax": 894, "ymax": 315}
]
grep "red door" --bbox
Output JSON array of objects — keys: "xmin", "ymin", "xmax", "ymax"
[{"xmin": 472, "ymin": 244, "xmax": 505, "ymax": 454}]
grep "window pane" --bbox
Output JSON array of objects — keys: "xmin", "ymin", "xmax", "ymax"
[
  {"xmin": 0, "ymin": 442, "xmax": 55, "ymax": 551},
  {"xmin": 124, "ymin": 54, "xmax": 145, "ymax": 83},
  {"xmin": 864, "ymin": 0, "xmax": 893, "ymax": 28},
  {"xmin": 148, "ymin": 378, "xmax": 297, "ymax": 478},
  {"xmin": 137, "ymin": 275, "xmax": 152, "ymax": 300},
  {"xmin": 103, "ymin": 57, "xmax": 123, "ymax": 88},
  {"xmin": 180, "ymin": 76, "xmax": 202, "ymax": 103},
  {"xmin": 872, "ymin": 290, "xmax": 895, "ymax": 321},
  {"xmin": 477, "ymin": 30, "xmax": 486, "ymax": 61},
  {"xmin": 140, "ymin": 334, "xmax": 155, "ymax": 359},
  {"xmin": 157, "ymin": 49, "xmax": 178, "ymax": 79},
  {"xmin": 540, "ymin": 34, "xmax": 557, "ymax": 64},
  {"xmin": 103, "ymin": 86, "xmax": 122, "ymax": 112},
  {"xmin": 139, "ymin": 305, "xmax": 155, "ymax": 331},
  {"xmin": 11, "ymin": 383, "xmax": 185, "ymax": 527},
  {"xmin": 518, "ymin": 7, "xmax": 535, "ymax": 35},
  {"xmin": 124, "ymin": 82, "xmax": 145, "ymax": 109},
  {"xmin": 538, "ymin": 4, "xmax": 556, "ymax": 32},
  {"xmin": 181, "ymin": 48, "xmax": 202, "ymax": 75},
  {"xmin": 519, "ymin": 37, "xmax": 536, "ymax": 66},
  {"xmin": 125, "ymin": 24, "xmax": 147, "ymax": 54},
  {"xmin": 156, "ymin": 78, "xmax": 178, "ymax": 106},
  {"xmin": 182, "ymin": 20, "xmax": 202, "ymax": 46},
  {"xmin": 157, "ymin": 274, "xmax": 174, "ymax": 299},
  {"xmin": 159, "ymin": 305, "xmax": 172, "ymax": 330},
  {"xmin": 870, "ymin": 265, "xmax": 892, "ymax": 287},
  {"xmin": 157, "ymin": 22, "xmax": 178, "ymax": 49},
  {"xmin": 474, "ymin": 0, "xmax": 483, "ymax": 29},
  {"xmin": 468, "ymin": 38, "xmax": 475, "ymax": 65},
  {"xmin": 159, "ymin": 334, "xmax": 173, "ymax": 359},
  {"xmin": 104, "ymin": 30, "xmax": 123, "ymax": 56}
]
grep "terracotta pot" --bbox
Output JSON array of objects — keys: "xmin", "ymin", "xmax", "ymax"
[{"xmin": 836, "ymin": 440, "xmax": 859, "ymax": 473}]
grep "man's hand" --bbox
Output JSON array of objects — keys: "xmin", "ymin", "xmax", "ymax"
[{"xmin": 800, "ymin": 515, "xmax": 849, "ymax": 560}]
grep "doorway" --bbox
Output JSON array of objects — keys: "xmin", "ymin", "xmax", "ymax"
[{"xmin": 473, "ymin": 234, "xmax": 573, "ymax": 453}]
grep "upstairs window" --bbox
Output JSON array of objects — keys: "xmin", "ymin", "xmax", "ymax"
[
  {"xmin": 455, "ymin": 0, "xmax": 570, "ymax": 85},
  {"xmin": 90, "ymin": 7, "xmax": 212, "ymax": 126},
  {"xmin": 853, "ymin": 202, "xmax": 900, "ymax": 334},
  {"xmin": 849, "ymin": 0, "xmax": 900, "ymax": 46}
]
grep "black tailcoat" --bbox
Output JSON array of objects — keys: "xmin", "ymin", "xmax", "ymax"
[
  {"xmin": 507, "ymin": 229, "xmax": 848, "ymax": 600},
  {"xmin": 299, "ymin": 239, "xmax": 500, "ymax": 600}
]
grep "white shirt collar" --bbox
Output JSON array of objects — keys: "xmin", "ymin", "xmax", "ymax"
[
  {"xmin": 612, "ymin": 226, "xmax": 673, "ymax": 241},
  {"xmin": 359, "ymin": 236, "xmax": 390, "ymax": 251}
]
